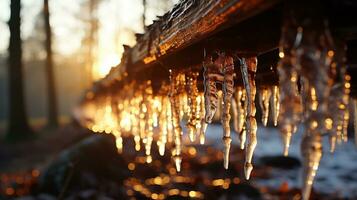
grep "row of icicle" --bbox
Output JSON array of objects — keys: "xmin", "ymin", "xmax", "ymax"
[{"xmin": 78, "ymin": 26, "xmax": 357, "ymax": 200}]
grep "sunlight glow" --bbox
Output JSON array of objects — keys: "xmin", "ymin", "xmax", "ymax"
[{"xmin": 93, "ymin": 53, "xmax": 121, "ymax": 80}]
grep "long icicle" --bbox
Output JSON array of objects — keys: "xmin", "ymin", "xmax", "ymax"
[
  {"xmin": 240, "ymin": 57, "xmax": 258, "ymax": 180},
  {"xmin": 202, "ymin": 59, "xmax": 217, "ymax": 142},
  {"xmin": 203, "ymin": 52, "xmax": 234, "ymax": 168},
  {"xmin": 186, "ymin": 72, "xmax": 199, "ymax": 142},
  {"xmin": 144, "ymin": 81, "xmax": 154, "ymax": 163},
  {"xmin": 157, "ymin": 95, "xmax": 168, "ymax": 156},
  {"xmin": 202, "ymin": 52, "xmax": 222, "ymax": 140},
  {"xmin": 131, "ymin": 95, "xmax": 141, "ymax": 151},
  {"xmin": 295, "ymin": 5, "xmax": 335, "ymax": 198},
  {"xmin": 221, "ymin": 55, "xmax": 234, "ymax": 169},
  {"xmin": 277, "ymin": 23, "xmax": 303, "ymax": 156},
  {"xmin": 169, "ymin": 71, "xmax": 183, "ymax": 172}
]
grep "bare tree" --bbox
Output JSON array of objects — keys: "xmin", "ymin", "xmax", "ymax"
[
  {"xmin": 79, "ymin": 0, "xmax": 101, "ymax": 86},
  {"xmin": 143, "ymin": 0, "xmax": 146, "ymax": 31},
  {"xmin": 7, "ymin": 0, "xmax": 32, "ymax": 141},
  {"xmin": 43, "ymin": 0, "xmax": 59, "ymax": 128}
]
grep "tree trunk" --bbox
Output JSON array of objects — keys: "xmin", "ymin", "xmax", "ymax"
[
  {"xmin": 142, "ymin": 0, "xmax": 146, "ymax": 31},
  {"xmin": 85, "ymin": 0, "xmax": 99, "ymax": 84},
  {"xmin": 7, "ymin": 0, "xmax": 32, "ymax": 141},
  {"xmin": 44, "ymin": 0, "xmax": 59, "ymax": 128}
]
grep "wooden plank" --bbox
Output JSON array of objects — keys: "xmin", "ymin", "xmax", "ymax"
[{"xmin": 129, "ymin": 0, "xmax": 281, "ymax": 70}]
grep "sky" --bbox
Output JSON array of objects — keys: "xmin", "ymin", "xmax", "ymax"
[{"xmin": 0, "ymin": 0, "xmax": 178, "ymax": 79}]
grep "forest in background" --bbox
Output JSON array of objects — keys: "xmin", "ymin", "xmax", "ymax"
[{"xmin": 0, "ymin": 0, "xmax": 177, "ymax": 131}]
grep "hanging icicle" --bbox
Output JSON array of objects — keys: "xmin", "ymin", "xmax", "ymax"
[
  {"xmin": 169, "ymin": 70, "xmax": 184, "ymax": 172},
  {"xmin": 277, "ymin": 24, "xmax": 303, "ymax": 156},
  {"xmin": 221, "ymin": 55, "xmax": 234, "ymax": 169},
  {"xmin": 239, "ymin": 57, "xmax": 258, "ymax": 180},
  {"xmin": 203, "ymin": 55, "xmax": 220, "ymax": 125},
  {"xmin": 157, "ymin": 95, "xmax": 169, "ymax": 156},
  {"xmin": 203, "ymin": 51, "xmax": 234, "ymax": 169},
  {"xmin": 280, "ymin": 1, "xmax": 337, "ymax": 199},
  {"xmin": 186, "ymin": 72, "xmax": 200, "ymax": 142},
  {"xmin": 143, "ymin": 81, "xmax": 154, "ymax": 163},
  {"xmin": 131, "ymin": 92, "xmax": 142, "ymax": 152},
  {"xmin": 270, "ymin": 85, "xmax": 280, "ymax": 126}
]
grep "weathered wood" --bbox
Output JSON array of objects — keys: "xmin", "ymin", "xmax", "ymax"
[
  {"xmin": 129, "ymin": 0, "xmax": 281, "ymax": 71},
  {"xmin": 94, "ymin": 0, "xmax": 357, "ymax": 98}
]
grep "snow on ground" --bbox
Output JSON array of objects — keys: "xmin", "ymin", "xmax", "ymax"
[{"xmin": 204, "ymin": 124, "xmax": 357, "ymax": 197}]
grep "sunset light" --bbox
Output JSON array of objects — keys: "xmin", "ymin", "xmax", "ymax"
[{"xmin": 93, "ymin": 53, "xmax": 121, "ymax": 80}]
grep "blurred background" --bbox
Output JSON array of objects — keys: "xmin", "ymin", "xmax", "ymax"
[{"xmin": 0, "ymin": 0, "xmax": 178, "ymax": 131}]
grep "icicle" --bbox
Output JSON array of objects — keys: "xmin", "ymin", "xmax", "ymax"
[
  {"xmin": 178, "ymin": 73, "xmax": 188, "ymax": 119},
  {"xmin": 281, "ymin": 2, "xmax": 335, "ymax": 198},
  {"xmin": 277, "ymin": 23, "xmax": 303, "ymax": 156},
  {"xmin": 299, "ymin": 41, "xmax": 333, "ymax": 199},
  {"xmin": 240, "ymin": 57, "xmax": 258, "ymax": 180},
  {"xmin": 186, "ymin": 72, "xmax": 200, "ymax": 142},
  {"xmin": 203, "ymin": 52, "xmax": 234, "ymax": 169},
  {"xmin": 169, "ymin": 70, "xmax": 183, "ymax": 172},
  {"xmin": 203, "ymin": 53, "xmax": 222, "ymax": 126},
  {"xmin": 166, "ymin": 98, "xmax": 174, "ymax": 144},
  {"xmin": 259, "ymin": 87, "xmax": 271, "ymax": 126},
  {"xmin": 271, "ymin": 85, "xmax": 280, "ymax": 126},
  {"xmin": 301, "ymin": 131, "xmax": 322, "ymax": 200},
  {"xmin": 143, "ymin": 81, "xmax": 154, "ymax": 163},
  {"xmin": 152, "ymin": 96, "xmax": 161, "ymax": 128},
  {"xmin": 198, "ymin": 93, "xmax": 206, "ymax": 145},
  {"xmin": 325, "ymin": 41, "xmax": 350, "ymax": 151},
  {"xmin": 139, "ymin": 91, "xmax": 147, "ymax": 142},
  {"xmin": 157, "ymin": 96, "xmax": 168, "ymax": 156},
  {"xmin": 131, "ymin": 94, "xmax": 141, "ymax": 151},
  {"xmin": 221, "ymin": 55, "xmax": 234, "ymax": 169}
]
